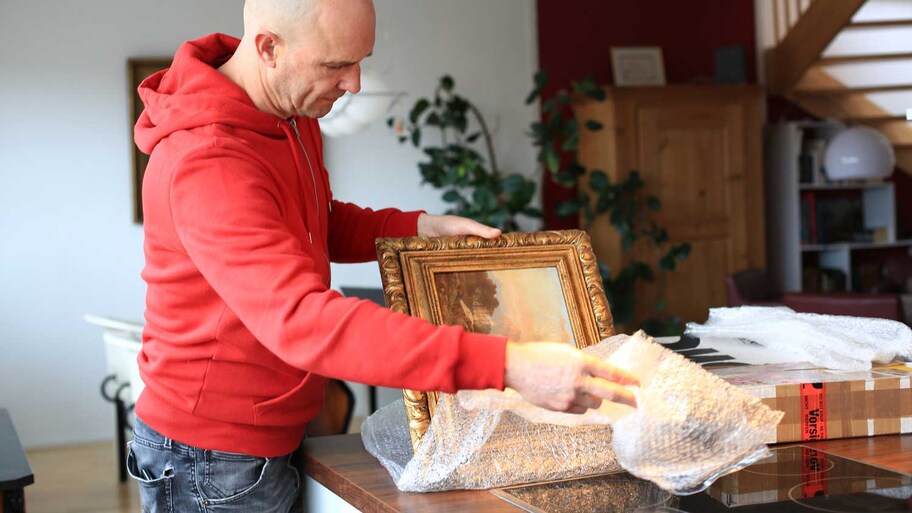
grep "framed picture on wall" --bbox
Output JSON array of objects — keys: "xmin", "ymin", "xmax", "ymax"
[
  {"xmin": 128, "ymin": 58, "xmax": 171, "ymax": 223},
  {"xmin": 610, "ymin": 46, "xmax": 666, "ymax": 86},
  {"xmin": 375, "ymin": 230, "xmax": 615, "ymax": 451}
]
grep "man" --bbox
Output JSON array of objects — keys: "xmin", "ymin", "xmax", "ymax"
[{"xmin": 129, "ymin": 0, "xmax": 638, "ymax": 511}]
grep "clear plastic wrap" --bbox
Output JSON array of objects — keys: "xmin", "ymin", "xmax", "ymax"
[
  {"xmin": 362, "ymin": 331, "xmax": 783, "ymax": 495},
  {"xmin": 605, "ymin": 332, "xmax": 783, "ymax": 494},
  {"xmin": 361, "ymin": 396, "xmax": 623, "ymax": 492},
  {"xmin": 685, "ymin": 306, "xmax": 912, "ymax": 371}
]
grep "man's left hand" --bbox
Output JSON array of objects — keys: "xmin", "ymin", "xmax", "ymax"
[{"xmin": 417, "ymin": 213, "xmax": 502, "ymax": 239}]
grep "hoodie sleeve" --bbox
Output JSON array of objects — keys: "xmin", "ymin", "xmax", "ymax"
[
  {"xmin": 326, "ymin": 200, "xmax": 423, "ymax": 263},
  {"xmin": 168, "ymin": 149, "xmax": 506, "ymax": 392},
  {"xmin": 310, "ymin": 118, "xmax": 423, "ymax": 263}
]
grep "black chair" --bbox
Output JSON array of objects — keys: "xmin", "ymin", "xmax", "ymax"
[
  {"xmin": 340, "ymin": 287, "xmax": 388, "ymax": 414},
  {"xmin": 305, "ymin": 379, "xmax": 355, "ymax": 437}
]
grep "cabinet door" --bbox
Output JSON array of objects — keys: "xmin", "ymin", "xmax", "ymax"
[{"xmin": 632, "ymin": 99, "xmax": 761, "ymax": 324}]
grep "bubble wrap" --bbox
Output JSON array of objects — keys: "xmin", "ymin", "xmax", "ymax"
[
  {"xmin": 362, "ymin": 332, "xmax": 783, "ymax": 495},
  {"xmin": 606, "ymin": 332, "xmax": 783, "ymax": 494},
  {"xmin": 361, "ymin": 396, "xmax": 623, "ymax": 492},
  {"xmin": 685, "ymin": 306, "xmax": 912, "ymax": 371}
]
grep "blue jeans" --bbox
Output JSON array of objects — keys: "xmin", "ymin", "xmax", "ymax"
[{"xmin": 127, "ymin": 417, "xmax": 300, "ymax": 513}]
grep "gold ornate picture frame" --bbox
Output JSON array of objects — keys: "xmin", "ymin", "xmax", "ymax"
[{"xmin": 375, "ymin": 230, "xmax": 614, "ymax": 450}]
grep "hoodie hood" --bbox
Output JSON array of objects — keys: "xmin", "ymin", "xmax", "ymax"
[{"xmin": 135, "ymin": 33, "xmax": 283, "ymax": 154}]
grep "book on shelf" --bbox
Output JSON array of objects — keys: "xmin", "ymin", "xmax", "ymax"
[
  {"xmin": 815, "ymin": 195, "xmax": 863, "ymax": 244},
  {"xmin": 799, "ymin": 190, "xmax": 864, "ymax": 246},
  {"xmin": 800, "ymin": 191, "xmax": 816, "ymax": 244},
  {"xmin": 799, "ymin": 137, "xmax": 828, "ymax": 185}
]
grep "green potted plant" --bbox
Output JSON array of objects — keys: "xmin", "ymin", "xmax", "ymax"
[{"xmin": 389, "ymin": 76, "xmax": 541, "ymax": 232}]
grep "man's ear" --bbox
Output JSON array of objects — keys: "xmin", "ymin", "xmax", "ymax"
[{"xmin": 254, "ymin": 31, "xmax": 281, "ymax": 68}]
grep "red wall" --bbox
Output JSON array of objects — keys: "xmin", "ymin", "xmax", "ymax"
[{"xmin": 537, "ymin": 0, "xmax": 757, "ymax": 228}]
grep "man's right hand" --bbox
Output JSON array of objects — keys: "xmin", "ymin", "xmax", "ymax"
[{"xmin": 503, "ymin": 341, "xmax": 638, "ymax": 414}]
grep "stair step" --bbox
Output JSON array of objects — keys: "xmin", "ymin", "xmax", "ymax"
[
  {"xmin": 840, "ymin": 115, "xmax": 908, "ymax": 123},
  {"xmin": 846, "ymin": 19, "xmax": 912, "ymax": 29},
  {"xmin": 794, "ymin": 84, "xmax": 912, "ymax": 95},
  {"xmin": 817, "ymin": 52, "xmax": 912, "ymax": 65}
]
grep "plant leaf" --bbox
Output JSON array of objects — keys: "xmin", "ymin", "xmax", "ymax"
[
  {"xmin": 409, "ymin": 99, "xmax": 430, "ymax": 124},
  {"xmin": 545, "ymin": 146, "xmax": 560, "ymax": 174},
  {"xmin": 647, "ymin": 195, "xmax": 661, "ymax": 211},
  {"xmin": 442, "ymin": 190, "xmax": 462, "ymax": 203},
  {"xmin": 589, "ymin": 170, "xmax": 609, "ymax": 191},
  {"xmin": 501, "ymin": 174, "xmax": 525, "ymax": 193},
  {"xmin": 556, "ymin": 199, "xmax": 581, "ymax": 218},
  {"xmin": 561, "ymin": 131, "xmax": 579, "ymax": 152}
]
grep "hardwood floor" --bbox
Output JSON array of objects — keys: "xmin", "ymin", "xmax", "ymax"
[{"xmin": 25, "ymin": 441, "xmax": 141, "ymax": 513}]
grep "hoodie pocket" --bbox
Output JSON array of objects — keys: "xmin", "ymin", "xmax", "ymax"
[{"xmin": 253, "ymin": 374, "xmax": 325, "ymax": 427}]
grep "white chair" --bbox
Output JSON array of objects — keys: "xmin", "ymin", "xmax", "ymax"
[{"xmin": 85, "ymin": 314, "xmax": 143, "ymax": 482}]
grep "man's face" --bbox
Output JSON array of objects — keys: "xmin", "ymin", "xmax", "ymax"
[{"xmin": 273, "ymin": 1, "xmax": 376, "ymax": 119}]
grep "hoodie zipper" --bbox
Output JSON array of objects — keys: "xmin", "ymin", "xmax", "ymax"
[
  {"xmin": 287, "ymin": 118, "xmax": 331, "ymax": 277},
  {"xmin": 289, "ymin": 118, "xmax": 319, "ymax": 244}
]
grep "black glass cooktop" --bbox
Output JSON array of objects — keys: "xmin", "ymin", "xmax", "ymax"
[{"xmin": 491, "ymin": 446, "xmax": 912, "ymax": 512}]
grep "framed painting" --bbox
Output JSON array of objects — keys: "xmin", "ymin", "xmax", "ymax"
[
  {"xmin": 128, "ymin": 58, "xmax": 172, "ymax": 223},
  {"xmin": 375, "ymin": 229, "xmax": 614, "ymax": 450}
]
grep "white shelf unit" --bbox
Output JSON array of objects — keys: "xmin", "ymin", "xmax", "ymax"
[{"xmin": 764, "ymin": 121, "xmax": 909, "ymax": 292}]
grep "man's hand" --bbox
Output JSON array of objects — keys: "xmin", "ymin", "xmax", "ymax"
[
  {"xmin": 417, "ymin": 213, "xmax": 501, "ymax": 239},
  {"xmin": 504, "ymin": 341, "xmax": 638, "ymax": 414}
]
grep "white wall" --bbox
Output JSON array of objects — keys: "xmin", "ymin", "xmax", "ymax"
[{"xmin": 0, "ymin": 0, "xmax": 539, "ymax": 447}]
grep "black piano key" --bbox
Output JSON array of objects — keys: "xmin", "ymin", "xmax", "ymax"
[
  {"xmin": 659, "ymin": 334, "xmax": 701, "ymax": 351},
  {"xmin": 689, "ymin": 354, "xmax": 737, "ymax": 364},
  {"xmin": 677, "ymin": 348, "xmax": 719, "ymax": 357},
  {"xmin": 702, "ymin": 362, "xmax": 751, "ymax": 368}
]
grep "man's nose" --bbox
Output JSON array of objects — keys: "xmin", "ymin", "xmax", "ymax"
[{"xmin": 340, "ymin": 65, "xmax": 361, "ymax": 94}]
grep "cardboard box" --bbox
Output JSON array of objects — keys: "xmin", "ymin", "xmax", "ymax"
[{"xmin": 710, "ymin": 362, "xmax": 912, "ymax": 444}]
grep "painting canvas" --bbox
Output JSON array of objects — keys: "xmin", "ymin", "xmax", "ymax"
[
  {"xmin": 375, "ymin": 230, "xmax": 614, "ymax": 450},
  {"xmin": 434, "ymin": 268, "xmax": 577, "ymax": 346}
]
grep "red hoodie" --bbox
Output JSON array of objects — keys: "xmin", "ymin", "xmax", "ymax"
[{"xmin": 134, "ymin": 33, "xmax": 507, "ymax": 457}]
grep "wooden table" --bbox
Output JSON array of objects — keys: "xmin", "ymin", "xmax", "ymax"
[
  {"xmin": 303, "ymin": 433, "xmax": 912, "ymax": 513},
  {"xmin": 0, "ymin": 409, "xmax": 33, "ymax": 513}
]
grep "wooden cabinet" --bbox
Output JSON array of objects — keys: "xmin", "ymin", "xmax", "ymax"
[{"xmin": 575, "ymin": 85, "xmax": 766, "ymax": 326}]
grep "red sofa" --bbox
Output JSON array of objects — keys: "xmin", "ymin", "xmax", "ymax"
[{"xmin": 725, "ymin": 269, "xmax": 904, "ymax": 322}]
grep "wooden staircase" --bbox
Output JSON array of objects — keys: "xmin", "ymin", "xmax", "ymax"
[{"xmin": 765, "ymin": 0, "xmax": 912, "ymax": 176}]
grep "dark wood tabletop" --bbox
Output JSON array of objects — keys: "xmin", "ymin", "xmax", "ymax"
[{"xmin": 303, "ymin": 433, "xmax": 912, "ymax": 513}]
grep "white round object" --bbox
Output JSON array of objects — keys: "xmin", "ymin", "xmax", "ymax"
[
  {"xmin": 824, "ymin": 126, "xmax": 895, "ymax": 181},
  {"xmin": 345, "ymin": 71, "xmax": 393, "ymax": 125},
  {"xmin": 319, "ymin": 100, "xmax": 370, "ymax": 137},
  {"xmin": 318, "ymin": 70, "xmax": 393, "ymax": 137}
]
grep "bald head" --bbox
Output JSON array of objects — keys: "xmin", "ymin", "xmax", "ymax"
[
  {"xmin": 244, "ymin": 0, "xmax": 374, "ymax": 46},
  {"xmin": 225, "ymin": 0, "xmax": 376, "ymax": 119},
  {"xmin": 243, "ymin": 0, "xmax": 318, "ymax": 42}
]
